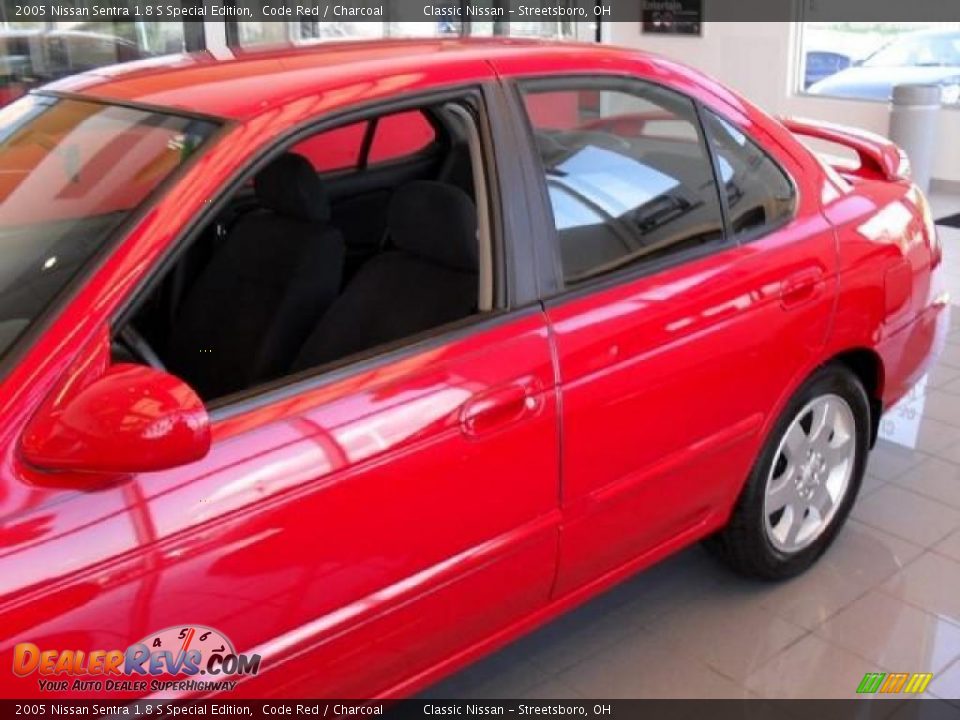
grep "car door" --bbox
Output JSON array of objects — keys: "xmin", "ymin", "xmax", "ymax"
[
  {"xmin": 508, "ymin": 74, "xmax": 837, "ymax": 596},
  {"xmin": 0, "ymin": 86, "xmax": 559, "ymax": 700}
]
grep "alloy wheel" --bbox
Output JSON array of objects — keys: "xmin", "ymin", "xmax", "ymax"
[{"xmin": 763, "ymin": 394, "xmax": 857, "ymax": 553}]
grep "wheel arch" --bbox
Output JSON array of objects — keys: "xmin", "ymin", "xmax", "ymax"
[{"xmin": 828, "ymin": 347, "xmax": 885, "ymax": 447}]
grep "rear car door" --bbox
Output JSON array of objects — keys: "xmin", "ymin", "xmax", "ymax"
[{"xmin": 507, "ymin": 73, "xmax": 838, "ymax": 596}]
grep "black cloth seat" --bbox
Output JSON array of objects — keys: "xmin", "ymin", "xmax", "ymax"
[
  {"xmin": 294, "ymin": 181, "xmax": 478, "ymax": 371},
  {"xmin": 167, "ymin": 153, "xmax": 344, "ymax": 399}
]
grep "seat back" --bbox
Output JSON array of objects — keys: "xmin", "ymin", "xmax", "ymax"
[
  {"xmin": 167, "ymin": 154, "xmax": 344, "ymax": 398},
  {"xmin": 294, "ymin": 181, "xmax": 478, "ymax": 370}
]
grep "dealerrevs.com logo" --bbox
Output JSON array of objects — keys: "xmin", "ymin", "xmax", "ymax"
[{"xmin": 12, "ymin": 625, "xmax": 261, "ymax": 693}]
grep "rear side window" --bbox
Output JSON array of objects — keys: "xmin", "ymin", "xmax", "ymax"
[
  {"xmin": 519, "ymin": 80, "xmax": 725, "ymax": 285},
  {"xmin": 291, "ymin": 110, "xmax": 437, "ymax": 173},
  {"xmin": 701, "ymin": 111, "xmax": 796, "ymax": 240},
  {"xmin": 369, "ymin": 110, "xmax": 436, "ymax": 164},
  {"xmin": 292, "ymin": 121, "xmax": 366, "ymax": 172}
]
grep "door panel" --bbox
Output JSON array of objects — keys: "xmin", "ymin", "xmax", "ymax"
[
  {"xmin": 0, "ymin": 314, "xmax": 559, "ymax": 699},
  {"xmin": 508, "ymin": 75, "xmax": 838, "ymax": 597},
  {"xmin": 549, "ymin": 214, "xmax": 836, "ymax": 594}
]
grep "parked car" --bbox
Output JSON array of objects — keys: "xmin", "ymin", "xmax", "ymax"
[
  {"xmin": 0, "ymin": 39, "xmax": 947, "ymax": 699},
  {"xmin": 803, "ymin": 49, "xmax": 853, "ymax": 89},
  {"xmin": 808, "ymin": 28, "xmax": 960, "ymax": 103}
]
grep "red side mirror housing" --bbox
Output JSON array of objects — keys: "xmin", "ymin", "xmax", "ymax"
[{"xmin": 20, "ymin": 364, "xmax": 210, "ymax": 476}]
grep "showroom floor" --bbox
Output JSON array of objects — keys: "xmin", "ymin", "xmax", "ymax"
[{"xmin": 423, "ymin": 191, "xmax": 960, "ymax": 703}]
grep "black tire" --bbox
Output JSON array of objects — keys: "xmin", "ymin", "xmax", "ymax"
[{"xmin": 705, "ymin": 364, "xmax": 871, "ymax": 580}]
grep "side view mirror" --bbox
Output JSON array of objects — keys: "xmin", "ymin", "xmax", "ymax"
[{"xmin": 20, "ymin": 364, "xmax": 210, "ymax": 476}]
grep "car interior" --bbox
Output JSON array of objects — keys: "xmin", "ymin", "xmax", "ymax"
[{"xmin": 113, "ymin": 98, "xmax": 492, "ymax": 402}]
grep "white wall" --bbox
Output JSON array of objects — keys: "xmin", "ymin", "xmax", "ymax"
[{"xmin": 607, "ymin": 21, "xmax": 960, "ymax": 185}]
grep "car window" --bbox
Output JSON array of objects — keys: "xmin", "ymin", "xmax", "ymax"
[
  {"xmin": 0, "ymin": 94, "xmax": 217, "ymax": 361},
  {"xmin": 115, "ymin": 97, "xmax": 492, "ymax": 402},
  {"xmin": 701, "ymin": 110, "xmax": 796, "ymax": 240},
  {"xmin": 519, "ymin": 80, "xmax": 725, "ymax": 286},
  {"xmin": 369, "ymin": 110, "xmax": 437, "ymax": 164},
  {"xmin": 292, "ymin": 120, "xmax": 367, "ymax": 172},
  {"xmin": 291, "ymin": 110, "xmax": 437, "ymax": 173}
]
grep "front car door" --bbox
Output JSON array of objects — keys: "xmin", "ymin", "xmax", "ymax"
[
  {"xmin": 495, "ymin": 54, "xmax": 838, "ymax": 597},
  {"xmin": 0, "ymin": 81, "xmax": 559, "ymax": 700}
]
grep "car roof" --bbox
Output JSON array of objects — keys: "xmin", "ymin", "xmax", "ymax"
[{"xmin": 41, "ymin": 38, "xmax": 640, "ymax": 121}]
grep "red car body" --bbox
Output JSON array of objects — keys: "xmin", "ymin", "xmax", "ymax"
[{"xmin": 0, "ymin": 39, "xmax": 949, "ymax": 699}]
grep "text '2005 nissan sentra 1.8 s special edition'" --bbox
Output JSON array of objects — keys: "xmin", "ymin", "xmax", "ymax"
[{"xmin": 0, "ymin": 38, "xmax": 948, "ymax": 699}]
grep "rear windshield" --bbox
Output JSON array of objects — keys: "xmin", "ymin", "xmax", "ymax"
[{"xmin": 0, "ymin": 94, "xmax": 217, "ymax": 360}]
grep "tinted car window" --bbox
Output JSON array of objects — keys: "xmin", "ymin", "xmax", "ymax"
[
  {"xmin": 519, "ymin": 81, "xmax": 725, "ymax": 285},
  {"xmin": 702, "ymin": 111, "xmax": 796, "ymax": 240},
  {"xmin": 292, "ymin": 120, "xmax": 367, "ymax": 172},
  {"xmin": 290, "ymin": 110, "xmax": 437, "ymax": 173},
  {"xmin": 0, "ymin": 95, "xmax": 217, "ymax": 360},
  {"xmin": 369, "ymin": 110, "xmax": 437, "ymax": 164}
]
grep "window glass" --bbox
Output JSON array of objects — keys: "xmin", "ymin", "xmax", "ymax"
[
  {"xmin": 799, "ymin": 21, "xmax": 960, "ymax": 104},
  {"xmin": 520, "ymin": 82, "xmax": 725, "ymax": 285},
  {"xmin": 702, "ymin": 111, "xmax": 796, "ymax": 240},
  {"xmin": 291, "ymin": 121, "xmax": 367, "ymax": 172},
  {"xmin": 0, "ymin": 95, "xmax": 216, "ymax": 360},
  {"xmin": 291, "ymin": 111, "xmax": 437, "ymax": 173},
  {"xmin": 368, "ymin": 111, "xmax": 437, "ymax": 164}
]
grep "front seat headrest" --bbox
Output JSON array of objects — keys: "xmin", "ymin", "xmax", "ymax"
[
  {"xmin": 388, "ymin": 181, "xmax": 478, "ymax": 273},
  {"xmin": 254, "ymin": 153, "xmax": 331, "ymax": 223}
]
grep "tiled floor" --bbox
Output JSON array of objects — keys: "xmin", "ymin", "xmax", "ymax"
[{"xmin": 423, "ymin": 191, "xmax": 960, "ymax": 702}]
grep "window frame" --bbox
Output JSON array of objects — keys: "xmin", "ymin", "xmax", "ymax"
[
  {"xmin": 509, "ymin": 73, "xmax": 736, "ymax": 298},
  {"xmin": 110, "ymin": 83, "xmax": 531, "ymax": 420}
]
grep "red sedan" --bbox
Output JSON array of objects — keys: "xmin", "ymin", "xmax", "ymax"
[{"xmin": 0, "ymin": 39, "xmax": 948, "ymax": 699}]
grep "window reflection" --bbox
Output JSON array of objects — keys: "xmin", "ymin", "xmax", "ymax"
[
  {"xmin": 702, "ymin": 111, "xmax": 796, "ymax": 240},
  {"xmin": 521, "ymin": 83, "xmax": 725, "ymax": 284}
]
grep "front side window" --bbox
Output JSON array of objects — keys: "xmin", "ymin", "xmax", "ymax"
[
  {"xmin": 701, "ymin": 111, "xmax": 796, "ymax": 240},
  {"xmin": 519, "ymin": 80, "xmax": 725, "ymax": 285},
  {"xmin": 0, "ymin": 95, "xmax": 217, "ymax": 359},
  {"xmin": 115, "ymin": 97, "xmax": 490, "ymax": 402}
]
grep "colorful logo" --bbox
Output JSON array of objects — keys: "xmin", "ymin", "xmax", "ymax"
[
  {"xmin": 856, "ymin": 672, "xmax": 933, "ymax": 695},
  {"xmin": 12, "ymin": 625, "xmax": 261, "ymax": 693}
]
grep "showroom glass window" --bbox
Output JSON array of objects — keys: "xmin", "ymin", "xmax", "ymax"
[
  {"xmin": 798, "ymin": 20, "xmax": 960, "ymax": 104},
  {"xmin": 701, "ymin": 110, "xmax": 796, "ymax": 241},
  {"xmin": 519, "ymin": 80, "xmax": 725, "ymax": 285},
  {"xmin": 0, "ymin": 20, "xmax": 195, "ymax": 107}
]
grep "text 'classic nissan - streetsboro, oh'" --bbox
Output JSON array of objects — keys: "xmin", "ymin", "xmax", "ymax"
[{"xmin": 0, "ymin": 39, "xmax": 949, "ymax": 699}]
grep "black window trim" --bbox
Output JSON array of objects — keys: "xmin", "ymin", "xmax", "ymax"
[
  {"xmin": 109, "ymin": 82, "xmax": 533, "ymax": 421},
  {"xmin": 507, "ymin": 73, "xmax": 736, "ymax": 303}
]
